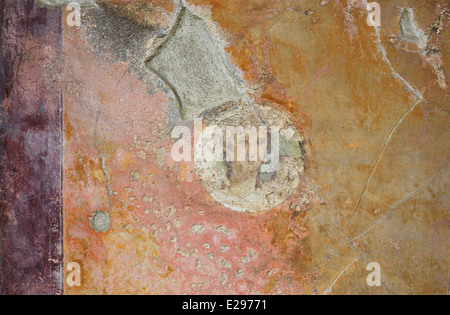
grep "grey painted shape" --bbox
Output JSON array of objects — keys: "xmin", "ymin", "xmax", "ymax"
[
  {"xmin": 146, "ymin": 8, "xmax": 246, "ymax": 121},
  {"xmin": 90, "ymin": 212, "xmax": 111, "ymax": 233},
  {"xmin": 399, "ymin": 8, "xmax": 427, "ymax": 49}
]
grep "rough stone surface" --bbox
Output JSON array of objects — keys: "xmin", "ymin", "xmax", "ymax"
[{"xmin": 146, "ymin": 7, "xmax": 246, "ymax": 121}]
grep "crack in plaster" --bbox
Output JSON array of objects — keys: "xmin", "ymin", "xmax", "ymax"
[
  {"xmin": 329, "ymin": 163, "xmax": 447, "ymax": 295},
  {"xmin": 344, "ymin": 3, "xmax": 448, "ymax": 254},
  {"xmin": 352, "ymin": 162, "xmax": 448, "ymax": 242},
  {"xmin": 375, "ymin": 26, "xmax": 423, "ymax": 100},
  {"xmin": 346, "ymin": 99, "xmax": 422, "ymax": 227},
  {"xmin": 332, "ymin": 163, "xmax": 448, "ymax": 295},
  {"xmin": 94, "ymin": 109, "xmax": 127, "ymax": 210},
  {"xmin": 361, "ymin": 0, "xmax": 423, "ymax": 100},
  {"xmin": 322, "ymin": 223, "xmax": 362, "ymax": 295},
  {"xmin": 342, "ymin": 2, "xmax": 427, "ymax": 234},
  {"xmin": 323, "ymin": 257, "xmax": 359, "ymax": 295},
  {"xmin": 249, "ymin": 12, "xmax": 290, "ymax": 43}
]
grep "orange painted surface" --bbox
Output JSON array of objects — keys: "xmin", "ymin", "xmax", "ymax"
[{"xmin": 61, "ymin": 0, "xmax": 449, "ymax": 295}]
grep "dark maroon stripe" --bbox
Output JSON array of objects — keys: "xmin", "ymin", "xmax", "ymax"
[{"xmin": 0, "ymin": 0, "xmax": 63, "ymax": 295}]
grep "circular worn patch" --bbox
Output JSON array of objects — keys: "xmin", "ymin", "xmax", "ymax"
[
  {"xmin": 196, "ymin": 102, "xmax": 305, "ymax": 213},
  {"xmin": 90, "ymin": 211, "xmax": 111, "ymax": 233}
]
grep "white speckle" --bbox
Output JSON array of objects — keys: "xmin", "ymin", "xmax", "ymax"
[
  {"xmin": 155, "ymin": 147, "xmax": 166, "ymax": 166},
  {"xmin": 130, "ymin": 171, "xmax": 140, "ymax": 181},
  {"xmin": 207, "ymin": 253, "xmax": 216, "ymax": 261},
  {"xmin": 138, "ymin": 151, "xmax": 147, "ymax": 160},
  {"xmin": 235, "ymin": 269, "xmax": 245, "ymax": 279},
  {"xmin": 166, "ymin": 206, "xmax": 176, "ymax": 217},
  {"xmin": 217, "ymin": 225, "xmax": 231, "ymax": 236},
  {"xmin": 142, "ymin": 195, "xmax": 153, "ymax": 203},
  {"xmin": 221, "ymin": 273, "xmax": 228, "ymax": 286},
  {"xmin": 220, "ymin": 259, "xmax": 232, "ymax": 269},
  {"xmin": 192, "ymin": 224, "xmax": 205, "ymax": 235},
  {"xmin": 177, "ymin": 249, "xmax": 190, "ymax": 257},
  {"xmin": 220, "ymin": 244, "xmax": 229, "ymax": 253},
  {"xmin": 248, "ymin": 248, "xmax": 258, "ymax": 259}
]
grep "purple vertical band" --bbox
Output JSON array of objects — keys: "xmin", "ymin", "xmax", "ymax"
[{"xmin": 0, "ymin": 0, "xmax": 63, "ymax": 295}]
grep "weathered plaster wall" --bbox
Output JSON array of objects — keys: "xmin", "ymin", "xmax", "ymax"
[
  {"xmin": 0, "ymin": 0, "xmax": 448, "ymax": 295},
  {"xmin": 60, "ymin": 0, "xmax": 448, "ymax": 295},
  {"xmin": 0, "ymin": 0, "xmax": 63, "ymax": 295}
]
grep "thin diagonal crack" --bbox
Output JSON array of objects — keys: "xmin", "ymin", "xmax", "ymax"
[
  {"xmin": 352, "ymin": 162, "xmax": 448, "ymax": 242},
  {"xmin": 249, "ymin": 12, "xmax": 290, "ymax": 43},
  {"xmin": 322, "ymin": 224, "xmax": 361, "ymax": 295},
  {"xmin": 114, "ymin": 68, "xmax": 127, "ymax": 92},
  {"xmin": 374, "ymin": 28, "xmax": 422, "ymax": 100},
  {"xmin": 346, "ymin": 99, "xmax": 422, "ymax": 227},
  {"xmin": 345, "ymin": 2, "xmax": 426, "ymax": 228},
  {"xmin": 322, "ymin": 2, "xmax": 432, "ymax": 295},
  {"xmin": 323, "ymin": 257, "xmax": 359, "ymax": 295},
  {"xmin": 94, "ymin": 109, "xmax": 127, "ymax": 209}
]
